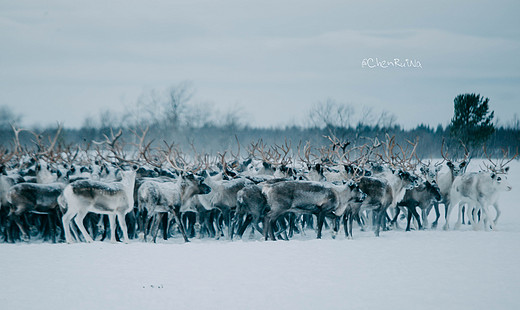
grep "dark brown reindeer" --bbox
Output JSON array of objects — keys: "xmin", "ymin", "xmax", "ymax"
[
  {"xmin": 262, "ymin": 179, "xmax": 365, "ymax": 240},
  {"xmin": 6, "ymin": 182, "xmax": 65, "ymax": 242},
  {"xmin": 392, "ymin": 180, "xmax": 442, "ymax": 231}
]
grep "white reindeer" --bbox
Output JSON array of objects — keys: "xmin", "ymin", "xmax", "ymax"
[
  {"xmin": 446, "ymin": 170, "xmax": 512, "ymax": 230},
  {"xmin": 59, "ymin": 169, "xmax": 136, "ymax": 243}
]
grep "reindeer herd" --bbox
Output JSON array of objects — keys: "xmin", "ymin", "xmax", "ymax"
[{"xmin": 0, "ymin": 125, "xmax": 517, "ymax": 244}]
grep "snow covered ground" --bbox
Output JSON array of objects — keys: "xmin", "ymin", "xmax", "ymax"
[{"xmin": 1, "ymin": 160, "xmax": 519, "ymax": 310}]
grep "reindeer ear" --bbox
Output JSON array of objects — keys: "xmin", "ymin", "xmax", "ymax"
[
  {"xmin": 447, "ymin": 162, "xmax": 454, "ymax": 168},
  {"xmin": 459, "ymin": 162, "xmax": 466, "ymax": 168},
  {"xmin": 505, "ymin": 167, "xmax": 510, "ymax": 173}
]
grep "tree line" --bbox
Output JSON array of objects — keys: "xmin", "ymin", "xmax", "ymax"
[{"xmin": 1, "ymin": 84, "xmax": 518, "ymax": 160}]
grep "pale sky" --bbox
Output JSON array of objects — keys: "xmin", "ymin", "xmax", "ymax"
[{"xmin": 1, "ymin": 0, "xmax": 519, "ymax": 129}]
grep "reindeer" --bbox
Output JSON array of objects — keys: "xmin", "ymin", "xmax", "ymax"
[
  {"xmin": 434, "ymin": 140, "xmax": 470, "ymax": 230},
  {"xmin": 198, "ymin": 170, "xmax": 253, "ymax": 239},
  {"xmin": 447, "ymin": 171, "xmax": 512, "ymax": 231},
  {"xmin": 138, "ymin": 173, "xmax": 211, "ymax": 242},
  {"xmin": 445, "ymin": 147, "xmax": 517, "ymax": 230},
  {"xmin": 3, "ymin": 149, "xmax": 64, "ymax": 242},
  {"xmin": 364, "ymin": 135, "xmax": 419, "ymax": 234},
  {"xmin": 262, "ymin": 180, "xmax": 365, "ymax": 240},
  {"xmin": 231, "ymin": 183, "xmax": 269, "ymax": 239},
  {"xmin": 355, "ymin": 169, "xmax": 417, "ymax": 237},
  {"xmin": 6, "ymin": 182, "xmax": 65, "ymax": 242},
  {"xmin": 392, "ymin": 180, "xmax": 442, "ymax": 231},
  {"xmin": 59, "ymin": 169, "xmax": 137, "ymax": 243}
]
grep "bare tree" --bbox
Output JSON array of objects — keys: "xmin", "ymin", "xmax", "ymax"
[
  {"xmin": 0, "ymin": 105, "xmax": 22, "ymax": 130},
  {"xmin": 220, "ymin": 105, "xmax": 245, "ymax": 131},
  {"xmin": 165, "ymin": 81, "xmax": 194, "ymax": 129},
  {"xmin": 127, "ymin": 81, "xmax": 195, "ymax": 130},
  {"xmin": 308, "ymin": 99, "xmax": 355, "ymax": 129},
  {"xmin": 99, "ymin": 109, "xmax": 121, "ymax": 129},
  {"xmin": 376, "ymin": 110, "xmax": 397, "ymax": 128},
  {"xmin": 183, "ymin": 101, "xmax": 215, "ymax": 128},
  {"xmin": 357, "ymin": 106, "xmax": 375, "ymax": 127}
]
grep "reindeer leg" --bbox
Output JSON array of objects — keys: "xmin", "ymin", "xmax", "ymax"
[
  {"xmin": 409, "ymin": 207, "xmax": 422, "ymax": 230},
  {"xmin": 125, "ymin": 211, "xmax": 136, "ymax": 240},
  {"xmin": 443, "ymin": 203, "xmax": 455, "ymax": 230},
  {"xmin": 107, "ymin": 214, "xmax": 117, "ymax": 243},
  {"xmin": 252, "ymin": 215, "xmax": 264, "ymax": 236},
  {"xmin": 331, "ymin": 216, "xmax": 340, "ymax": 239},
  {"xmin": 144, "ymin": 213, "xmax": 154, "ymax": 242},
  {"xmin": 421, "ymin": 208, "xmax": 429, "ymax": 229},
  {"xmin": 205, "ymin": 211, "xmax": 216, "ymax": 238},
  {"xmin": 62, "ymin": 210, "xmax": 76, "ymax": 243},
  {"xmin": 151, "ymin": 214, "xmax": 162, "ymax": 243},
  {"xmin": 279, "ymin": 218, "xmax": 289, "ymax": 241},
  {"xmin": 431, "ymin": 201, "xmax": 440, "ymax": 229},
  {"xmin": 286, "ymin": 214, "xmax": 293, "ymax": 238},
  {"xmin": 493, "ymin": 203, "xmax": 501, "ymax": 227},
  {"xmin": 11, "ymin": 213, "xmax": 29, "ymax": 241},
  {"xmin": 295, "ymin": 215, "xmax": 304, "ymax": 236},
  {"xmin": 264, "ymin": 215, "xmax": 276, "ymax": 241},
  {"xmin": 455, "ymin": 204, "xmax": 463, "ymax": 230},
  {"xmin": 238, "ymin": 215, "xmax": 253, "ymax": 238},
  {"xmin": 162, "ymin": 212, "xmax": 170, "ymax": 240},
  {"xmin": 74, "ymin": 209, "xmax": 94, "ymax": 243},
  {"xmin": 390, "ymin": 207, "xmax": 400, "ymax": 227},
  {"xmin": 229, "ymin": 212, "xmax": 239, "ymax": 240},
  {"xmin": 48, "ymin": 212, "xmax": 56, "ymax": 243},
  {"xmin": 406, "ymin": 208, "xmax": 413, "ymax": 231},
  {"xmin": 316, "ymin": 212, "xmax": 325, "ymax": 239},
  {"xmin": 348, "ymin": 213, "xmax": 354, "ymax": 239},
  {"xmin": 117, "ymin": 212, "xmax": 130, "ymax": 243},
  {"xmin": 173, "ymin": 207, "xmax": 189, "ymax": 242},
  {"xmin": 374, "ymin": 207, "xmax": 385, "ymax": 237},
  {"xmin": 414, "ymin": 207, "xmax": 423, "ymax": 230}
]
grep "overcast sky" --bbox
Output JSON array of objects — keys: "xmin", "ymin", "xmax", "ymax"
[{"xmin": 1, "ymin": 0, "xmax": 519, "ymax": 129}]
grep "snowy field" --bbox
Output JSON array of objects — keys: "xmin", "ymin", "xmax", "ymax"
[{"xmin": 1, "ymin": 160, "xmax": 519, "ymax": 310}]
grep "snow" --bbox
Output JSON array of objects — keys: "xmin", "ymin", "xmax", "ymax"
[{"xmin": 1, "ymin": 160, "xmax": 519, "ymax": 310}]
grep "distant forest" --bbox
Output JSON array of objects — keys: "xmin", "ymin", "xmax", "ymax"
[{"xmin": 1, "ymin": 84, "xmax": 519, "ymax": 162}]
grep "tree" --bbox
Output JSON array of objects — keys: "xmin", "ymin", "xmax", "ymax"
[
  {"xmin": 308, "ymin": 99, "xmax": 355, "ymax": 129},
  {"xmin": 165, "ymin": 81, "xmax": 194, "ymax": 129},
  {"xmin": 449, "ymin": 93, "xmax": 495, "ymax": 150},
  {"xmin": 0, "ymin": 105, "xmax": 22, "ymax": 130}
]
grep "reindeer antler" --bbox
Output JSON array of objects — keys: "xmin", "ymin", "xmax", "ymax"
[
  {"xmin": 129, "ymin": 125, "xmax": 149, "ymax": 162},
  {"xmin": 93, "ymin": 128, "xmax": 136, "ymax": 166},
  {"xmin": 273, "ymin": 139, "xmax": 292, "ymax": 166},
  {"xmin": 483, "ymin": 145, "xmax": 518, "ymax": 174}
]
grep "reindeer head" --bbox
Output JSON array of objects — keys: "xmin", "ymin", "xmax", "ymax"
[
  {"xmin": 441, "ymin": 138, "xmax": 469, "ymax": 176},
  {"xmin": 482, "ymin": 146, "xmax": 517, "ymax": 176},
  {"xmin": 490, "ymin": 173, "xmax": 512, "ymax": 192},
  {"xmin": 397, "ymin": 170, "xmax": 419, "ymax": 188}
]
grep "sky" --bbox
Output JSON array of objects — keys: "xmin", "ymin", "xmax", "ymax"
[{"xmin": 1, "ymin": 0, "xmax": 519, "ymax": 129}]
